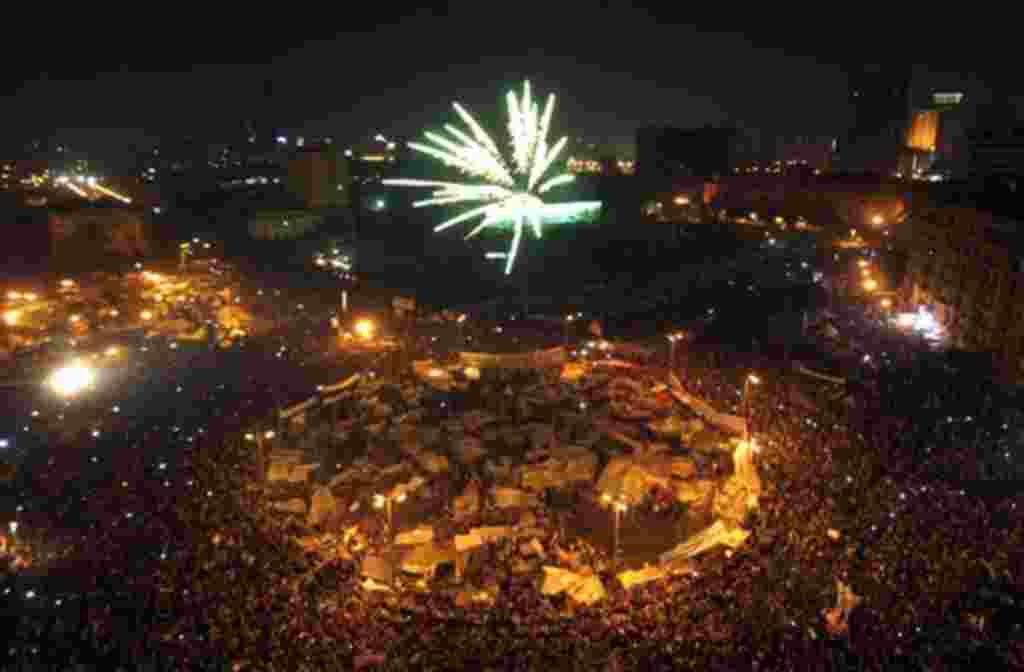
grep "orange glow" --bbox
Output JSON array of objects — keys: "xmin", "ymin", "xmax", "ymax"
[
  {"xmin": 354, "ymin": 319, "xmax": 375, "ymax": 340},
  {"xmin": 906, "ymin": 110, "xmax": 939, "ymax": 152}
]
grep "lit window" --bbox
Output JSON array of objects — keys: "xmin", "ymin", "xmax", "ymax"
[{"xmin": 932, "ymin": 92, "xmax": 964, "ymax": 106}]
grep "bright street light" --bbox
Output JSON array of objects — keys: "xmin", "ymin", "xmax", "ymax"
[
  {"xmin": 601, "ymin": 492, "xmax": 629, "ymax": 562},
  {"xmin": 863, "ymin": 279, "xmax": 878, "ymax": 292},
  {"xmin": 373, "ymin": 491, "xmax": 407, "ymax": 536},
  {"xmin": 354, "ymin": 319, "xmax": 375, "ymax": 340},
  {"xmin": 744, "ymin": 374, "xmax": 761, "ymax": 444},
  {"xmin": 50, "ymin": 360, "xmax": 95, "ymax": 397}
]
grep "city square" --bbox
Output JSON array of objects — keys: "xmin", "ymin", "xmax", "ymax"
[{"xmin": 2, "ymin": 14, "xmax": 1024, "ymax": 671}]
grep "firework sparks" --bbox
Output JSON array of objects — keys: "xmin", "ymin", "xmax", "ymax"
[{"xmin": 384, "ymin": 81, "xmax": 600, "ymax": 274}]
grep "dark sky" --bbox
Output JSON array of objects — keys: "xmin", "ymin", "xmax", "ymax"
[{"xmin": 0, "ymin": 5, "xmax": 1016, "ymax": 163}]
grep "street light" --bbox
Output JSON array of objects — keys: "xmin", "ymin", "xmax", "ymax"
[
  {"xmin": 863, "ymin": 279, "xmax": 878, "ymax": 292},
  {"xmin": 373, "ymin": 490, "xmax": 407, "ymax": 537},
  {"xmin": 179, "ymin": 242, "xmax": 191, "ymax": 271},
  {"xmin": 564, "ymin": 314, "xmax": 575, "ymax": 349},
  {"xmin": 354, "ymin": 319, "xmax": 375, "ymax": 341},
  {"xmin": 49, "ymin": 360, "xmax": 95, "ymax": 397},
  {"xmin": 3, "ymin": 309, "xmax": 20, "ymax": 326},
  {"xmin": 743, "ymin": 373, "xmax": 761, "ymax": 445},
  {"xmin": 600, "ymin": 492, "xmax": 629, "ymax": 562},
  {"xmin": 456, "ymin": 313, "xmax": 467, "ymax": 344},
  {"xmin": 666, "ymin": 332, "xmax": 685, "ymax": 370},
  {"xmin": 244, "ymin": 430, "xmax": 275, "ymax": 482}
]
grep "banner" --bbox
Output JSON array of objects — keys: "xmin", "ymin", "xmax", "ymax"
[{"xmin": 320, "ymin": 373, "xmax": 361, "ymax": 394}]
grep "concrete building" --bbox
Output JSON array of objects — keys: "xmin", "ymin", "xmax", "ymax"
[
  {"xmin": 969, "ymin": 126, "xmax": 1024, "ymax": 182},
  {"xmin": 286, "ymin": 145, "xmax": 349, "ymax": 209},
  {"xmin": 345, "ymin": 134, "xmax": 401, "ymax": 186},
  {"xmin": 900, "ymin": 194, "xmax": 1024, "ymax": 384}
]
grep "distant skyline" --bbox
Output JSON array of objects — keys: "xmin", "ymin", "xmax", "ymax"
[{"xmin": 1, "ymin": 7, "xmax": 1017, "ymax": 165}]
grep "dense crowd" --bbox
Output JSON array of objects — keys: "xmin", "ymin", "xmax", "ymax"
[{"xmin": 3, "ymin": 297, "xmax": 1024, "ymax": 671}]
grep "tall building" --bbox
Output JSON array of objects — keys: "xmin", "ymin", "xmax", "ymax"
[
  {"xmin": 345, "ymin": 134, "xmax": 400, "ymax": 185},
  {"xmin": 838, "ymin": 66, "xmax": 911, "ymax": 175},
  {"xmin": 900, "ymin": 189, "xmax": 1024, "ymax": 383},
  {"xmin": 286, "ymin": 144, "xmax": 349, "ymax": 209},
  {"xmin": 968, "ymin": 99, "xmax": 1024, "ymax": 183}
]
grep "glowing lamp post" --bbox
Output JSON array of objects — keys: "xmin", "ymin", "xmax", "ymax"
[
  {"xmin": 879, "ymin": 297, "xmax": 893, "ymax": 320},
  {"xmin": 743, "ymin": 373, "xmax": 761, "ymax": 445},
  {"xmin": 373, "ymin": 490, "xmax": 407, "ymax": 538},
  {"xmin": 179, "ymin": 242, "xmax": 191, "ymax": 271},
  {"xmin": 49, "ymin": 361, "xmax": 95, "ymax": 397},
  {"xmin": 666, "ymin": 331, "xmax": 687, "ymax": 370},
  {"xmin": 354, "ymin": 319, "xmax": 375, "ymax": 341},
  {"xmin": 456, "ymin": 313, "xmax": 467, "ymax": 344},
  {"xmin": 245, "ymin": 430, "xmax": 275, "ymax": 482},
  {"xmin": 564, "ymin": 314, "xmax": 575, "ymax": 349},
  {"xmin": 601, "ymin": 493, "xmax": 629, "ymax": 562}
]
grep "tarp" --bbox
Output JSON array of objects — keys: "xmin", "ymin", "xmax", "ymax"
[{"xmin": 668, "ymin": 373, "xmax": 748, "ymax": 437}]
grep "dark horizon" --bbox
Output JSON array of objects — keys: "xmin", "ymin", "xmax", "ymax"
[{"xmin": 2, "ymin": 8, "xmax": 1018, "ymax": 165}]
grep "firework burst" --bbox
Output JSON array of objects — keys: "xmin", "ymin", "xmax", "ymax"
[{"xmin": 384, "ymin": 81, "xmax": 600, "ymax": 274}]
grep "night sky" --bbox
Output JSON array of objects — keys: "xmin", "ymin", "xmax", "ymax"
[{"xmin": 0, "ymin": 6, "xmax": 1015, "ymax": 163}]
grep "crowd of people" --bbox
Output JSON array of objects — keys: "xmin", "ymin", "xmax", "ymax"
[{"xmin": 3, "ymin": 284, "xmax": 1024, "ymax": 670}]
